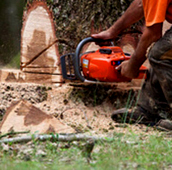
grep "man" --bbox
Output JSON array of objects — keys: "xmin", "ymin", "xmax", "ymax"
[{"xmin": 92, "ymin": 0, "xmax": 172, "ymax": 130}]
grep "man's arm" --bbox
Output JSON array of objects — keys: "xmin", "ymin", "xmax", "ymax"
[
  {"xmin": 91, "ymin": 0, "xmax": 144, "ymax": 40},
  {"xmin": 91, "ymin": 0, "xmax": 163, "ymax": 78},
  {"xmin": 116, "ymin": 23, "xmax": 163, "ymax": 78}
]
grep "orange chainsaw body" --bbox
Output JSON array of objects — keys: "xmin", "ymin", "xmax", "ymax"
[{"xmin": 81, "ymin": 46, "xmax": 147, "ymax": 82}]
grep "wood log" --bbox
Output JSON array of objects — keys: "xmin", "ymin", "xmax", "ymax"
[
  {"xmin": 0, "ymin": 100, "xmax": 74, "ymax": 134},
  {"xmin": 21, "ymin": 1, "xmax": 61, "ymax": 77}
]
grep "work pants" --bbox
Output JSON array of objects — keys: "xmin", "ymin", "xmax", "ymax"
[{"xmin": 137, "ymin": 26, "xmax": 172, "ymax": 119}]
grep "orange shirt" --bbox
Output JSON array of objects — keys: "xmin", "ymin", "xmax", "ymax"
[{"xmin": 142, "ymin": 0, "xmax": 172, "ymax": 26}]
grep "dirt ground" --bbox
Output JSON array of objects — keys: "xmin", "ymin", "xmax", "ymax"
[{"xmin": 0, "ymin": 81, "xmax": 158, "ymax": 137}]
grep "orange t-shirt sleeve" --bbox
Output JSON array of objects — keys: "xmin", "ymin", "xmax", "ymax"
[{"xmin": 143, "ymin": 0, "xmax": 169, "ymax": 26}]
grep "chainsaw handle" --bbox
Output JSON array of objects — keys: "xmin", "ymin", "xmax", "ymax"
[{"xmin": 74, "ymin": 37, "xmax": 112, "ymax": 82}]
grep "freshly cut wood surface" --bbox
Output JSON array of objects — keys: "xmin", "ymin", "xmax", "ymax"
[
  {"xmin": 0, "ymin": 100, "xmax": 74, "ymax": 134},
  {"xmin": 21, "ymin": 1, "xmax": 61, "ymax": 75},
  {"xmin": 0, "ymin": 69, "xmax": 63, "ymax": 84}
]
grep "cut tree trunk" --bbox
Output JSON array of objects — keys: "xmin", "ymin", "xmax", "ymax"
[{"xmin": 21, "ymin": 1, "xmax": 63, "ymax": 83}]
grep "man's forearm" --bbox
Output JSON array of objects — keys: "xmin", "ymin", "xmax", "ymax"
[
  {"xmin": 108, "ymin": 0, "xmax": 144, "ymax": 37},
  {"xmin": 129, "ymin": 23, "xmax": 163, "ymax": 69}
]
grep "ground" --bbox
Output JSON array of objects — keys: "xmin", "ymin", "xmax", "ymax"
[
  {"xmin": 0, "ymin": 81, "xmax": 157, "ymax": 136},
  {"xmin": 1, "ymin": 81, "xmax": 168, "ymax": 169}
]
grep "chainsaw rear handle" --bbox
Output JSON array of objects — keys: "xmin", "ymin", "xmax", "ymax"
[{"xmin": 74, "ymin": 37, "xmax": 112, "ymax": 82}]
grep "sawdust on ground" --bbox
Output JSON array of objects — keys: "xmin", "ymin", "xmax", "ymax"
[{"xmin": 0, "ymin": 82, "xmax": 160, "ymax": 137}]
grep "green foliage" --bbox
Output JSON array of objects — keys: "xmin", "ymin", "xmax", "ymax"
[{"xmin": 0, "ymin": 0, "xmax": 25, "ymax": 65}]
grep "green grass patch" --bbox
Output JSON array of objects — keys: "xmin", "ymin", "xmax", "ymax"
[{"xmin": 0, "ymin": 131, "xmax": 172, "ymax": 169}]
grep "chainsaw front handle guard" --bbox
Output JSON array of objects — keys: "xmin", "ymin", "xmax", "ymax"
[{"xmin": 74, "ymin": 37, "xmax": 112, "ymax": 82}]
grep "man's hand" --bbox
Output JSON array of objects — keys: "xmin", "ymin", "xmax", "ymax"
[
  {"xmin": 118, "ymin": 23, "xmax": 162, "ymax": 79},
  {"xmin": 91, "ymin": 0, "xmax": 144, "ymax": 41},
  {"xmin": 91, "ymin": 30, "xmax": 116, "ymax": 40},
  {"xmin": 91, "ymin": 30, "xmax": 116, "ymax": 46},
  {"xmin": 116, "ymin": 60, "xmax": 140, "ymax": 78}
]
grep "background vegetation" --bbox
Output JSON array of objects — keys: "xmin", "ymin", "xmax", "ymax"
[
  {"xmin": 0, "ymin": 0, "xmax": 144, "ymax": 68},
  {"xmin": 0, "ymin": 0, "xmax": 25, "ymax": 67}
]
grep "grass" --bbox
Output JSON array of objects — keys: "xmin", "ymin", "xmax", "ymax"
[{"xmin": 0, "ymin": 130, "xmax": 172, "ymax": 170}]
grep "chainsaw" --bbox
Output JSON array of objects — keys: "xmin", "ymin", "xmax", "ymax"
[{"xmin": 60, "ymin": 37, "xmax": 147, "ymax": 83}]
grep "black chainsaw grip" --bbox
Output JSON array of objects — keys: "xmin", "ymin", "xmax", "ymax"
[{"xmin": 74, "ymin": 37, "xmax": 111, "ymax": 82}]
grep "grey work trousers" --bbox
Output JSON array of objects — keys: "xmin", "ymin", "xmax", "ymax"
[{"xmin": 137, "ymin": 26, "xmax": 172, "ymax": 119}]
